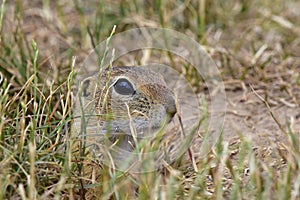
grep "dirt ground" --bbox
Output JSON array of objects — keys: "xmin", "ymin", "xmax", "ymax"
[{"xmin": 224, "ymin": 88, "xmax": 299, "ymax": 145}]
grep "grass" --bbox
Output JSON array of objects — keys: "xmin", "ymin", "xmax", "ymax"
[{"xmin": 0, "ymin": 0, "xmax": 300, "ymax": 199}]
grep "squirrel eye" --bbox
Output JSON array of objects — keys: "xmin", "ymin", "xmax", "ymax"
[{"xmin": 114, "ymin": 78, "xmax": 135, "ymax": 95}]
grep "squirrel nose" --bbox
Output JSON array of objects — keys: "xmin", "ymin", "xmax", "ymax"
[{"xmin": 166, "ymin": 97, "xmax": 177, "ymax": 118}]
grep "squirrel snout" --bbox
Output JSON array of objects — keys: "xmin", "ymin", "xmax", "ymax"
[{"xmin": 166, "ymin": 97, "xmax": 177, "ymax": 118}]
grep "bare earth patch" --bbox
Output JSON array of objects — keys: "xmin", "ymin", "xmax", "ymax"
[{"xmin": 224, "ymin": 88, "xmax": 299, "ymax": 146}]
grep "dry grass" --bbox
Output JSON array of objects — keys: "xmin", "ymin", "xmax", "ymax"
[{"xmin": 0, "ymin": 0, "xmax": 299, "ymax": 199}]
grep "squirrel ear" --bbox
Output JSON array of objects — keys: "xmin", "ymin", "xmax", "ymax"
[{"xmin": 81, "ymin": 79, "xmax": 91, "ymax": 97}]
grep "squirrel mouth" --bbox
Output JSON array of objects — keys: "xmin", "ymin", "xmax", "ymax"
[{"xmin": 102, "ymin": 115, "xmax": 174, "ymax": 138}]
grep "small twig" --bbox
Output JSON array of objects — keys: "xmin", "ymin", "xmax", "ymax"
[
  {"xmin": 176, "ymin": 94, "xmax": 198, "ymax": 172},
  {"xmin": 249, "ymin": 84, "xmax": 288, "ymax": 135},
  {"xmin": 125, "ymin": 103, "xmax": 138, "ymax": 145}
]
